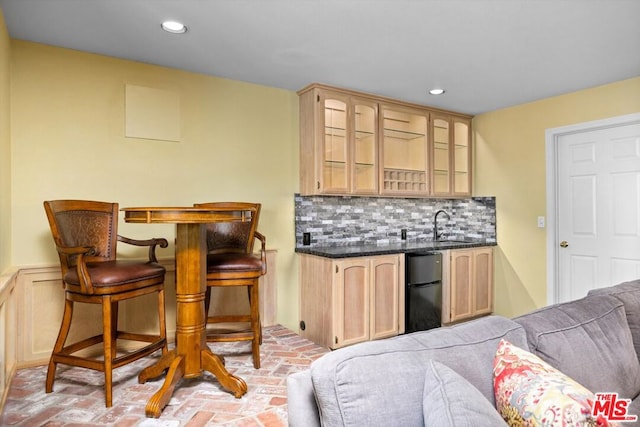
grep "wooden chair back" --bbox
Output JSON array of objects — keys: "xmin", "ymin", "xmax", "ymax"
[
  {"xmin": 195, "ymin": 202, "xmax": 261, "ymax": 255},
  {"xmin": 44, "ymin": 200, "xmax": 119, "ymax": 280}
]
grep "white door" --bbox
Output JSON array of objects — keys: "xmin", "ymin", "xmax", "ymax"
[{"xmin": 556, "ymin": 122, "xmax": 640, "ymax": 302}]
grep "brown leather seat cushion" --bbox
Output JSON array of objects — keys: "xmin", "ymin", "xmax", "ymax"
[
  {"xmin": 64, "ymin": 260, "xmax": 166, "ymax": 287},
  {"xmin": 207, "ymin": 253, "xmax": 263, "ymax": 273}
]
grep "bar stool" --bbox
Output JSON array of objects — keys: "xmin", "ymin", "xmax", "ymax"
[
  {"xmin": 195, "ymin": 202, "xmax": 266, "ymax": 369},
  {"xmin": 43, "ymin": 199, "xmax": 169, "ymax": 407}
]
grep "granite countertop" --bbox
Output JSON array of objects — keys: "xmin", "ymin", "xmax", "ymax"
[{"xmin": 295, "ymin": 239, "xmax": 496, "ymax": 258}]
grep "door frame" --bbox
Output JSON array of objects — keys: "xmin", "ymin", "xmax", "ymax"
[{"xmin": 545, "ymin": 112, "xmax": 640, "ymax": 305}]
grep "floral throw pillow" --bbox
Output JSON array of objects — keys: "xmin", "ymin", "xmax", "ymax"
[{"xmin": 493, "ymin": 339, "xmax": 619, "ymax": 427}]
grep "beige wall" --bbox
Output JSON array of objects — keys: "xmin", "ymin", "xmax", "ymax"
[
  {"xmin": 0, "ymin": 10, "xmax": 10, "ymax": 274},
  {"xmin": 474, "ymin": 77, "xmax": 640, "ymax": 318},
  {"xmin": 10, "ymin": 41, "xmax": 301, "ymax": 330},
  {"xmin": 6, "ymin": 27, "xmax": 640, "ymax": 332}
]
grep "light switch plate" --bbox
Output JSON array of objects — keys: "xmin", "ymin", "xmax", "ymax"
[{"xmin": 537, "ymin": 216, "xmax": 545, "ymax": 228}]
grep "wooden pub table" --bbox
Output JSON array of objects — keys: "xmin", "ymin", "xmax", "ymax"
[{"xmin": 122, "ymin": 207, "xmax": 248, "ymax": 418}]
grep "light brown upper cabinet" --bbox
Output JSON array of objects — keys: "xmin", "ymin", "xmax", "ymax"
[
  {"xmin": 299, "ymin": 86, "xmax": 378, "ymax": 195},
  {"xmin": 452, "ymin": 118, "xmax": 472, "ymax": 196},
  {"xmin": 298, "ymin": 84, "xmax": 473, "ymax": 197},
  {"xmin": 431, "ymin": 115, "xmax": 472, "ymax": 197},
  {"xmin": 431, "ymin": 115, "xmax": 452, "ymax": 195},
  {"xmin": 323, "ymin": 96, "xmax": 349, "ymax": 193},
  {"xmin": 353, "ymin": 100, "xmax": 378, "ymax": 194},
  {"xmin": 380, "ymin": 105, "xmax": 429, "ymax": 196}
]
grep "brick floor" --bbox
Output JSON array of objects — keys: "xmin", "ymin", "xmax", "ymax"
[{"xmin": 0, "ymin": 325, "xmax": 328, "ymax": 426}]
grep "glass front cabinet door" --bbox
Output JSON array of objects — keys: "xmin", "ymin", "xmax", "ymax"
[
  {"xmin": 352, "ymin": 100, "xmax": 378, "ymax": 194},
  {"xmin": 431, "ymin": 115, "xmax": 472, "ymax": 197},
  {"xmin": 431, "ymin": 115, "xmax": 451, "ymax": 195},
  {"xmin": 453, "ymin": 118, "xmax": 471, "ymax": 196},
  {"xmin": 322, "ymin": 94, "xmax": 350, "ymax": 193}
]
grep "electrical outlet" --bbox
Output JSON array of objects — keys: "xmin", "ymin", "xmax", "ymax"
[{"xmin": 537, "ymin": 216, "xmax": 545, "ymax": 228}]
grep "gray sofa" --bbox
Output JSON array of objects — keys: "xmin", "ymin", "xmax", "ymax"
[{"xmin": 287, "ymin": 279, "xmax": 640, "ymax": 426}]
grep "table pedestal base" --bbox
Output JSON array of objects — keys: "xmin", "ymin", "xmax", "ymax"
[
  {"xmin": 139, "ymin": 348, "xmax": 248, "ymax": 418},
  {"xmin": 121, "ymin": 211, "xmax": 251, "ymax": 418}
]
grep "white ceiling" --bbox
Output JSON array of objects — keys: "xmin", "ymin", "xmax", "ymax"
[{"xmin": 1, "ymin": 0, "xmax": 639, "ymax": 115}]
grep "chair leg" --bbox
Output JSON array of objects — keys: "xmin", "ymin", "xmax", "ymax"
[
  {"xmin": 204, "ymin": 286, "xmax": 212, "ymax": 323},
  {"xmin": 249, "ymin": 282, "xmax": 261, "ymax": 369},
  {"xmin": 102, "ymin": 296, "xmax": 114, "ymax": 407},
  {"xmin": 158, "ymin": 288, "xmax": 168, "ymax": 355},
  {"xmin": 206, "ymin": 281, "xmax": 261, "ymax": 369},
  {"xmin": 110, "ymin": 300, "xmax": 118, "ymax": 360},
  {"xmin": 246, "ymin": 285, "xmax": 262, "ymax": 345},
  {"xmin": 46, "ymin": 297, "xmax": 74, "ymax": 394}
]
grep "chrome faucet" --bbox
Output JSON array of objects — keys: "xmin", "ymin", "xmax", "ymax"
[{"xmin": 433, "ymin": 209, "xmax": 451, "ymax": 241}]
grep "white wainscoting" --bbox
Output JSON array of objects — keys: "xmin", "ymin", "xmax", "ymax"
[{"xmin": 0, "ymin": 269, "xmax": 18, "ymax": 411}]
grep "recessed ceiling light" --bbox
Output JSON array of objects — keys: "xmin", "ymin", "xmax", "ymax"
[
  {"xmin": 429, "ymin": 88, "xmax": 445, "ymax": 95},
  {"xmin": 161, "ymin": 21, "xmax": 187, "ymax": 34}
]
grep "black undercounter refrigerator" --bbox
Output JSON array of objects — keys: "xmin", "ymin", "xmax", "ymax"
[{"xmin": 405, "ymin": 252, "xmax": 443, "ymax": 333}]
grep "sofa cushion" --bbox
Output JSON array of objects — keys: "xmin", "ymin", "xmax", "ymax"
[
  {"xmin": 493, "ymin": 339, "xmax": 618, "ymax": 427},
  {"xmin": 588, "ymin": 279, "xmax": 640, "ymax": 361},
  {"xmin": 423, "ymin": 359, "xmax": 507, "ymax": 427},
  {"xmin": 286, "ymin": 370, "xmax": 321, "ymax": 427},
  {"xmin": 310, "ymin": 315, "xmax": 527, "ymax": 427},
  {"xmin": 514, "ymin": 294, "xmax": 640, "ymax": 400}
]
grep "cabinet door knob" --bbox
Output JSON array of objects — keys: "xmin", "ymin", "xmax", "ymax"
[{"xmin": 560, "ymin": 241, "xmax": 569, "ymax": 248}]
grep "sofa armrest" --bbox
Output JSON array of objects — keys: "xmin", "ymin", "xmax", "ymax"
[
  {"xmin": 287, "ymin": 370, "xmax": 321, "ymax": 427},
  {"xmin": 309, "ymin": 315, "xmax": 527, "ymax": 427},
  {"xmin": 588, "ymin": 279, "xmax": 640, "ymax": 361}
]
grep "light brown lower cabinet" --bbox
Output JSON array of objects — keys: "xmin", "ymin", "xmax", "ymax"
[
  {"xmin": 298, "ymin": 254, "xmax": 404, "ymax": 349},
  {"xmin": 442, "ymin": 247, "xmax": 494, "ymax": 324}
]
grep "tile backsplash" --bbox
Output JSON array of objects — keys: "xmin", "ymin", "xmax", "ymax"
[{"xmin": 294, "ymin": 194, "xmax": 496, "ymax": 247}]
